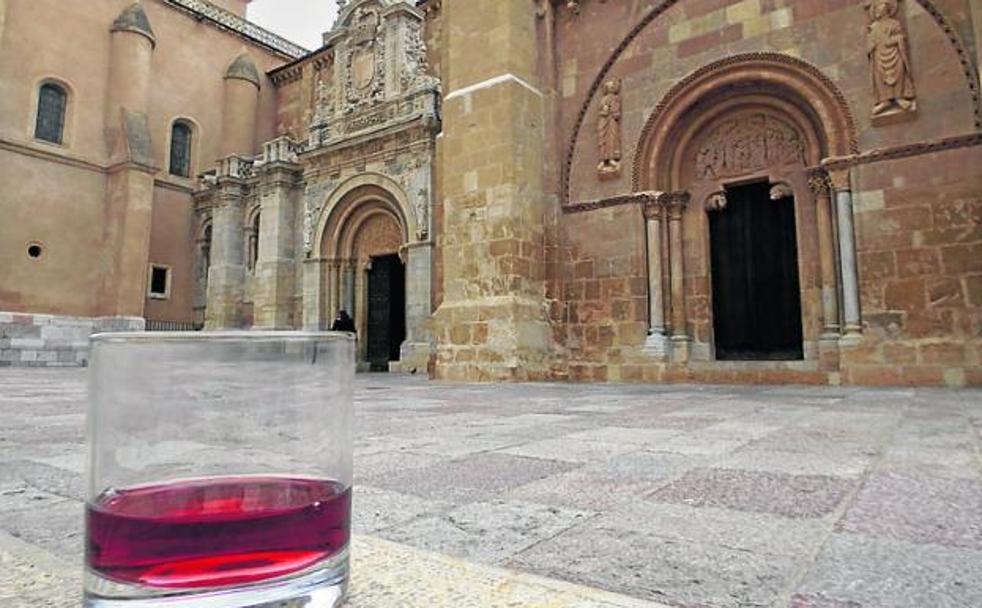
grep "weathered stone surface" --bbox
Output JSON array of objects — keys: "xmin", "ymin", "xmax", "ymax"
[{"xmin": 3, "ymin": 370, "xmax": 982, "ymax": 607}]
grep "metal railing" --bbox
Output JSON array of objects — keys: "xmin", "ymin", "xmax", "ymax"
[{"xmin": 146, "ymin": 320, "xmax": 204, "ymax": 332}]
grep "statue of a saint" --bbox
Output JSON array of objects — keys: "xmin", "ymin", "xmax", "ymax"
[
  {"xmin": 597, "ymin": 79, "xmax": 623, "ymax": 175},
  {"xmin": 866, "ymin": 0, "xmax": 916, "ymax": 117}
]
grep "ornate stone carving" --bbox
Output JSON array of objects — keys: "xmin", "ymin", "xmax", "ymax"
[
  {"xmin": 665, "ymin": 191, "xmax": 690, "ymax": 220},
  {"xmin": 705, "ymin": 191, "xmax": 727, "ymax": 212},
  {"xmin": 597, "ymin": 79, "xmax": 623, "ymax": 178},
  {"xmin": 401, "ymin": 19, "xmax": 436, "ymax": 91},
  {"xmin": 694, "ymin": 114, "xmax": 805, "ymax": 181},
  {"xmin": 414, "ymin": 187, "xmax": 430, "ymax": 240},
  {"xmin": 807, "ymin": 168, "xmax": 832, "ymax": 196},
  {"xmin": 866, "ymin": 0, "xmax": 917, "ymax": 120},
  {"xmin": 345, "ymin": 7, "xmax": 385, "ymax": 108},
  {"xmin": 769, "ymin": 183, "xmax": 794, "ymax": 200}
]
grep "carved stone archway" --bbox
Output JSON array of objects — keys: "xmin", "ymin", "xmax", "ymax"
[
  {"xmin": 303, "ymin": 174, "xmax": 433, "ymax": 370},
  {"xmin": 635, "ymin": 55, "xmax": 862, "ymax": 367}
]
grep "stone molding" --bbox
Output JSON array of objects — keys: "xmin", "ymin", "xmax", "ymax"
[
  {"xmin": 564, "ymin": 131, "xmax": 982, "ymax": 213},
  {"xmin": 630, "ymin": 53, "xmax": 858, "ymax": 195},
  {"xmin": 561, "ymin": 0, "xmax": 981, "ymax": 206},
  {"xmin": 823, "ymin": 131, "xmax": 982, "ymax": 171}
]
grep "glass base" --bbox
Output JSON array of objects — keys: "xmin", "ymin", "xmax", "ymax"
[{"xmin": 84, "ymin": 550, "xmax": 348, "ymax": 608}]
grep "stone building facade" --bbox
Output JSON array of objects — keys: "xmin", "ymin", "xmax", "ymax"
[{"xmin": 2, "ymin": 0, "xmax": 981, "ymax": 386}]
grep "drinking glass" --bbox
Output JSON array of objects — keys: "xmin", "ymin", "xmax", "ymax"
[{"xmin": 84, "ymin": 332, "xmax": 354, "ymax": 608}]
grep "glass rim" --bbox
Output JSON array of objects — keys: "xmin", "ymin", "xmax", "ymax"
[{"xmin": 89, "ymin": 330, "xmax": 356, "ymax": 344}]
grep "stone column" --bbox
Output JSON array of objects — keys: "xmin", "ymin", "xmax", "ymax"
[
  {"xmin": 100, "ymin": 3, "xmax": 157, "ymax": 321},
  {"xmin": 343, "ymin": 261, "xmax": 356, "ymax": 316},
  {"xmin": 808, "ymin": 169, "xmax": 840, "ymax": 336},
  {"xmin": 253, "ymin": 139, "xmax": 302, "ymax": 329},
  {"xmin": 642, "ymin": 194, "xmax": 667, "ymax": 358},
  {"xmin": 828, "ymin": 167, "xmax": 862, "ymax": 339},
  {"xmin": 327, "ymin": 259, "xmax": 341, "ymax": 322},
  {"xmin": 302, "ymin": 257, "xmax": 327, "ymax": 331},
  {"xmin": 205, "ymin": 158, "xmax": 249, "ymax": 329},
  {"xmin": 396, "ymin": 241, "xmax": 435, "ymax": 372},
  {"xmin": 431, "ymin": 0, "xmax": 555, "ymax": 380},
  {"xmin": 666, "ymin": 192, "xmax": 690, "ymax": 359}
]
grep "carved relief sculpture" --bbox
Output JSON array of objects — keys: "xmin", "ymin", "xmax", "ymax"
[
  {"xmin": 866, "ymin": 0, "xmax": 916, "ymax": 119},
  {"xmin": 695, "ymin": 114, "xmax": 805, "ymax": 181},
  {"xmin": 597, "ymin": 79, "xmax": 623, "ymax": 177},
  {"xmin": 705, "ymin": 191, "xmax": 727, "ymax": 212}
]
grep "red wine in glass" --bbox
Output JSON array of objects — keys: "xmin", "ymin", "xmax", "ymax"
[{"xmin": 86, "ymin": 476, "xmax": 351, "ymax": 590}]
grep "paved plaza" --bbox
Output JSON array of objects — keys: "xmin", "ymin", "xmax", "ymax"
[{"xmin": 1, "ymin": 369, "xmax": 981, "ymax": 607}]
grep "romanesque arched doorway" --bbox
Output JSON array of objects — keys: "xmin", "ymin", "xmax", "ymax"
[{"xmin": 634, "ymin": 54, "xmax": 860, "ymax": 367}]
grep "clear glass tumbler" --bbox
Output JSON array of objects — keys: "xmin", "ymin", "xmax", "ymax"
[{"xmin": 84, "ymin": 332, "xmax": 354, "ymax": 608}]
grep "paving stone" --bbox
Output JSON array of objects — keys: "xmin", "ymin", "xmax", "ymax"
[
  {"xmin": 715, "ymin": 448, "xmax": 873, "ymax": 478},
  {"xmin": 837, "ymin": 472, "xmax": 982, "ymax": 549},
  {"xmin": 0, "ymin": 500, "xmax": 85, "ymax": 562},
  {"xmin": 0, "ymin": 460, "xmax": 85, "ymax": 501},
  {"xmin": 353, "ymin": 485, "xmax": 452, "ymax": 534},
  {"xmin": 795, "ymin": 533, "xmax": 982, "ymax": 608},
  {"xmin": 509, "ymin": 524, "xmax": 800, "ymax": 607},
  {"xmin": 646, "ymin": 435, "xmax": 748, "ymax": 456},
  {"xmin": 650, "ymin": 468, "xmax": 856, "ymax": 519},
  {"xmin": 877, "ymin": 445, "xmax": 981, "ymax": 479},
  {"xmin": 3, "ymin": 369, "xmax": 981, "ymax": 606},
  {"xmin": 564, "ymin": 427, "xmax": 682, "ymax": 448},
  {"xmin": 364, "ymin": 452, "xmax": 579, "ymax": 503},
  {"xmin": 499, "ymin": 438, "xmax": 639, "ymax": 464},
  {"xmin": 506, "ymin": 469, "xmax": 663, "ymax": 511},
  {"xmin": 600, "ymin": 500, "xmax": 829, "ymax": 557},
  {"xmin": 378, "ymin": 499, "xmax": 594, "ymax": 565},
  {"xmin": 578, "ymin": 450, "xmax": 702, "ymax": 482},
  {"xmin": 0, "ymin": 483, "xmax": 69, "ymax": 512}
]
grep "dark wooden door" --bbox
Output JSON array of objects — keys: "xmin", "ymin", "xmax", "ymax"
[
  {"xmin": 709, "ymin": 181, "xmax": 804, "ymax": 360},
  {"xmin": 366, "ymin": 254, "xmax": 406, "ymax": 371}
]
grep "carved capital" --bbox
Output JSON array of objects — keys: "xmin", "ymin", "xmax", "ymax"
[
  {"xmin": 807, "ymin": 168, "xmax": 832, "ymax": 197},
  {"xmin": 641, "ymin": 191, "xmax": 665, "ymax": 220},
  {"xmin": 665, "ymin": 191, "xmax": 690, "ymax": 220}
]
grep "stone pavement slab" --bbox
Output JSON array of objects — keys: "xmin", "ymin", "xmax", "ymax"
[{"xmin": 2, "ymin": 369, "xmax": 982, "ymax": 607}]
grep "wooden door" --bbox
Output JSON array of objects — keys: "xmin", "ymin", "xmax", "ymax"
[{"xmin": 709, "ymin": 181, "xmax": 804, "ymax": 360}]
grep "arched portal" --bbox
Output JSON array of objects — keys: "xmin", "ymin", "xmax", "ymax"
[
  {"xmin": 635, "ymin": 54, "xmax": 860, "ymax": 366},
  {"xmin": 317, "ymin": 183, "xmax": 410, "ymax": 369}
]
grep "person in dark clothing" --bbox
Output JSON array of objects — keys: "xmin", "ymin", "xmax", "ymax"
[{"xmin": 331, "ymin": 310, "xmax": 356, "ymax": 334}]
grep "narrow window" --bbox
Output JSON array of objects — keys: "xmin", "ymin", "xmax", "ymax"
[
  {"xmin": 149, "ymin": 265, "xmax": 171, "ymax": 299},
  {"xmin": 169, "ymin": 122, "xmax": 193, "ymax": 177},
  {"xmin": 35, "ymin": 83, "xmax": 67, "ymax": 144}
]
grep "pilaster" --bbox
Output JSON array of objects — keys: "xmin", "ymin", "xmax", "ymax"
[
  {"xmin": 205, "ymin": 158, "xmax": 250, "ymax": 329},
  {"xmin": 432, "ymin": 0, "xmax": 555, "ymax": 381},
  {"xmin": 253, "ymin": 139, "xmax": 303, "ymax": 329}
]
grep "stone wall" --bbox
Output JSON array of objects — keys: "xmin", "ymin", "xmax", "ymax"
[
  {"xmin": 549, "ymin": 0, "xmax": 981, "ymax": 385},
  {"xmin": 0, "ymin": 312, "xmax": 144, "ymax": 367}
]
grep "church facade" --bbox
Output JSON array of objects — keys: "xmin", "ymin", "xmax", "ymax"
[{"xmin": 1, "ymin": 0, "xmax": 980, "ymax": 386}]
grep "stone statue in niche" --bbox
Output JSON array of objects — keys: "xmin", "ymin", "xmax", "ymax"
[
  {"xmin": 866, "ymin": 0, "xmax": 916, "ymax": 119},
  {"xmin": 597, "ymin": 79, "xmax": 623, "ymax": 177}
]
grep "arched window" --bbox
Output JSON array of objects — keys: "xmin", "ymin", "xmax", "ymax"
[
  {"xmin": 34, "ymin": 83, "xmax": 67, "ymax": 144},
  {"xmin": 248, "ymin": 212, "xmax": 261, "ymax": 272},
  {"xmin": 169, "ymin": 121, "xmax": 193, "ymax": 177}
]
